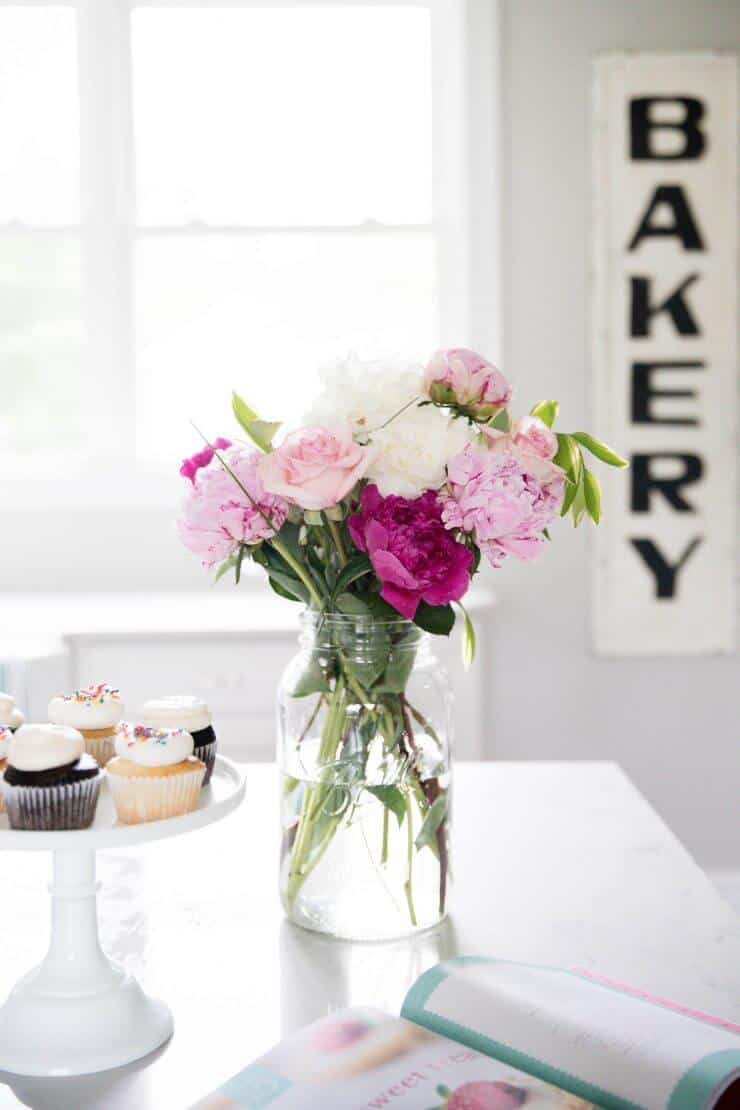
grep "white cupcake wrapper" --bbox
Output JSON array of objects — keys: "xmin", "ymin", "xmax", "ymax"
[
  {"xmin": 193, "ymin": 739, "xmax": 217, "ymax": 786},
  {"xmin": 82, "ymin": 733, "xmax": 117, "ymax": 768},
  {"xmin": 0, "ymin": 775, "xmax": 102, "ymax": 831},
  {"xmin": 108, "ymin": 766, "xmax": 205, "ymax": 825}
]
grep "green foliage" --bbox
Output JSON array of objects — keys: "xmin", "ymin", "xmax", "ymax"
[
  {"xmin": 231, "ymin": 391, "xmax": 280, "ymax": 452},
  {"xmin": 366, "ymin": 785, "xmax": 406, "ymax": 827},
  {"xmin": 572, "ymin": 431, "xmax": 628, "ymax": 468},
  {"xmin": 529, "ymin": 399, "xmax": 560, "ymax": 428},
  {"xmin": 583, "ymin": 469, "xmax": 602, "ymax": 524},
  {"xmin": 413, "ymin": 601, "xmax": 455, "ymax": 637},
  {"xmin": 291, "ymin": 657, "xmax": 330, "ymax": 697},
  {"xmin": 415, "ymin": 793, "xmax": 447, "ymax": 854},
  {"xmin": 213, "ymin": 555, "xmax": 237, "ymax": 583},
  {"xmin": 455, "ymin": 601, "xmax": 476, "ymax": 669},
  {"xmin": 331, "ymin": 553, "xmax": 373, "ymax": 602},
  {"xmin": 488, "ymin": 408, "xmax": 511, "ymax": 431}
]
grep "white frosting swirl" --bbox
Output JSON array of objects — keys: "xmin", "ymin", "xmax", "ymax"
[
  {"xmin": 142, "ymin": 696, "xmax": 212, "ymax": 734},
  {"xmin": 49, "ymin": 684, "xmax": 124, "ymax": 729},
  {"xmin": 0, "ymin": 725, "xmax": 11, "ymax": 760},
  {"xmin": 9, "ymin": 724, "xmax": 85, "ymax": 772},
  {"xmin": 115, "ymin": 723, "xmax": 194, "ymax": 767},
  {"xmin": 0, "ymin": 693, "xmax": 24, "ymax": 730}
]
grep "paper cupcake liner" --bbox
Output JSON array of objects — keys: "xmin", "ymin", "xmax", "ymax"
[
  {"xmin": 82, "ymin": 733, "xmax": 117, "ymax": 768},
  {"xmin": 0, "ymin": 775, "xmax": 102, "ymax": 831},
  {"xmin": 193, "ymin": 740, "xmax": 217, "ymax": 786},
  {"xmin": 108, "ymin": 766, "xmax": 205, "ymax": 825}
]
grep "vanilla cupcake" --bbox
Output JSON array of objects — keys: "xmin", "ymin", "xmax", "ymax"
[
  {"xmin": 107, "ymin": 723, "xmax": 206, "ymax": 825},
  {"xmin": 142, "ymin": 696, "xmax": 217, "ymax": 786},
  {"xmin": 48, "ymin": 684, "xmax": 123, "ymax": 767},
  {"xmin": 0, "ymin": 692, "xmax": 25, "ymax": 733},
  {"xmin": 0, "ymin": 725, "xmax": 10, "ymax": 813},
  {"xmin": 1, "ymin": 724, "xmax": 103, "ymax": 830}
]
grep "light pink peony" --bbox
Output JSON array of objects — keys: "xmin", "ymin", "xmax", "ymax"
[
  {"xmin": 423, "ymin": 348, "xmax": 512, "ymax": 414},
  {"xmin": 485, "ymin": 416, "xmax": 557, "ymax": 461},
  {"xmin": 177, "ymin": 447, "xmax": 289, "ymax": 567},
  {"xmin": 258, "ymin": 423, "xmax": 374, "ymax": 511},
  {"xmin": 439, "ymin": 443, "xmax": 564, "ymax": 567}
]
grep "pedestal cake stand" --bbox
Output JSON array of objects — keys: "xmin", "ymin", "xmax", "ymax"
[{"xmin": 0, "ymin": 755, "xmax": 245, "ymax": 1077}]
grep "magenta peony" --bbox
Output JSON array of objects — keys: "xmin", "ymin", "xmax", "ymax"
[
  {"xmin": 423, "ymin": 348, "xmax": 512, "ymax": 417},
  {"xmin": 259, "ymin": 423, "xmax": 375, "ymax": 511},
  {"xmin": 177, "ymin": 446, "xmax": 289, "ymax": 567},
  {"xmin": 439, "ymin": 443, "xmax": 564, "ymax": 567},
  {"xmin": 179, "ymin": 437, "xmax": 232, "ymax": 483},
  {"xmin": 348, "ymin": 484, "xmax": 473, "ymax": 620}
]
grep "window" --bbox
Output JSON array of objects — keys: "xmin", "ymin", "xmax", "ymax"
[{"xmin": 1, "ymin": 0, "xmax": 491, "ymax": 585}]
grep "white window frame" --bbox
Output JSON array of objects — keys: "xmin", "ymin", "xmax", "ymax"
[{"xmin": 0, "ymin": 0, "xmax": 502, "ymax": 586}]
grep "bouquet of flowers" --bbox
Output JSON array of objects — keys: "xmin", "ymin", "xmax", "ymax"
[{"xmin": 177, "ymin": 349, "xmax": 626, "ymax": 937}]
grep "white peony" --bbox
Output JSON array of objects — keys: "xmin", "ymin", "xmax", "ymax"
[
  {"xmin": 304, "ymin": 353, "xmax": 476, "ymax": 498},
  {"xmin": 368, "ymin": 402, "xmax": 476, "ymax": 498}
]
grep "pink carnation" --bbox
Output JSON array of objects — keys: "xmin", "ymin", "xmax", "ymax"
[
  {"xmin": 177, "ymin": 446, "xmax": 289, "ymax": 567},
  {"xmin": 439, "ymin": 443, "xmax": 564, "ymax": 567},
  {"xmin": 348, "ymin": 484, "xmax": 473, "ymax": 620},
  {"xmin": 259, "ymin": 423, "xmax": 374, "ymax": 511},
  {"xmin": 423, "ymin": 348, "xmax": 512, "ymax": 414}
]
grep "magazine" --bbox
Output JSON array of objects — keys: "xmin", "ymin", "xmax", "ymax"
[{"xmin": 191, "ymin": 957, "xmax": 740, "ymax": 1110}]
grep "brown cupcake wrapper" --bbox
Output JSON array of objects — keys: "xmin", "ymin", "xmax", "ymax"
[
  {"xmin": 108, "ymin": 766, "xmax": 205, "ymax": 825},
  {"xmin": 0, "ymin": 775, "xmax": 102, "ymax": 831},
  {"xmin": 194, "ymin": 739, "xmax": 217, "ymax": 786}
]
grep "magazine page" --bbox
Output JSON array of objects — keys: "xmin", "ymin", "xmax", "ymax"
[
  {"xmin": 189, "ymin": 1006, "xmax": 595, "ymax": 1110},
  {"xmin": 401, "ymin": 958, "xmax": 740, "ymax": 1110}
]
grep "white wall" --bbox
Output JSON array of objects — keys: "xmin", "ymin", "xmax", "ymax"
[{"xmin": 488, "ymin": 0, "xmax": 739, "ymax": 869}]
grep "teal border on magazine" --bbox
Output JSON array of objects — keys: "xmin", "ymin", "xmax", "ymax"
[{"xmin": 401, "ymin": 957, "xmax": 740, "ymax": 1110}]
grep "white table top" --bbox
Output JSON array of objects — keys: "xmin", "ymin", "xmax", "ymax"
[{"xmin": 0, "ymin": 761, "xmax": 737, "ymax": 1110}]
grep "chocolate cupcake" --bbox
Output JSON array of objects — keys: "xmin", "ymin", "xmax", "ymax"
[
  {"xmin": 48, "ymin": 683, "xmax": 123, "ymax": 768},
  {"xmin": 1, "ymin": 724, "xmax": 103, "ymax": 831},
  {"xmin": 0, "ymin": 692, "xmax": 25, "ymax": 733},
  {"xmin": 142, "ymin": 696, "xmax": 217, "ymax": 786}
]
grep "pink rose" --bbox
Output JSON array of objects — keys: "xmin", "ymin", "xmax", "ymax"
[
  {"xmin": 258, "ymin": 424, "xmax": 373, "ymax": 511},
  {"xmin": 423, "ymin": 348, "xmax": 512, "ymax": 416}
]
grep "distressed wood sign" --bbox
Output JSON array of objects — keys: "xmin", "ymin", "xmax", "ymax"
[{"xmin": 592, "ymin": 53, "xmax": 738, "ymax": 656}]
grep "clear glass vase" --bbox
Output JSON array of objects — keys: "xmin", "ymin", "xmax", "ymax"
[{"xmin": 278, "ymin": 611, "xmax": 452, "ymax": 941}]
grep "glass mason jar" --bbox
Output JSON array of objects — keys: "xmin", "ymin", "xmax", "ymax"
[{"xmin": 278, "ymin": 611, "xmax": 452, "ymax": 941}]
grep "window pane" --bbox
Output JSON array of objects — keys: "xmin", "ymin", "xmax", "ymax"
[
  {"xmin": 0, "ymin": 235, "xmax": 86, "ymax": 454},
  {"xmin": 0, "ymin": 8, "xmax": 79, "ymax": 225},
  {"xmin": 132, "ymin": 7, "xmax": 432, "ymax": 226},
  {"xmin": 135, "ymin": 231, "xmax": 437, "ymax": 461}
]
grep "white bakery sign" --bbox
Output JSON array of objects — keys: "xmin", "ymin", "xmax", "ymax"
[{"xmin": 592, "ymin": 53, "xmax": 737, "ymax": 655}]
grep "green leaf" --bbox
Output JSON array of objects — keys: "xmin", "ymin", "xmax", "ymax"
[
  {"xmin": 583, "ymin": 469, "xmax": 602, "ymax": 523},
  {"xmin": 364, "ymin": 594, "xmax": 400, "ymax": 621},
  {"xmin": 291, "ymin": 657, "xmax": 330, "ymax": 697},
  {"xmin": 331, "ymin": 553, "xmax": 372, "ymax": 601},
  {"xmin": 415, "ymin": 794, "xmax": 447, "ymax": 853},
  {"xmin": 303, "ymin": 510, "xmax": 324, "ymax": 526},
  {"xmin": 560, "ymin": 473, "xmax": 580, "ymax": 516},
  {"xmin": 414, "ymin": 602, "xmax": 455, "ymax": 637},
  {"xmin": 269, "ymin": 575, "xmax": 303, "ymax": 603},
  {"xmin": 234, "ymin": 543, "xmax": 248, "ymax": 584},
  {"xmin": 376, "ymin": 644, "xmax": 417, "ymax": 693},
  {"xmin": 488, "ymin": 408, "xmax": 511, "ymax": 432},
  {"xmin": 554, "ymin": 433, "xmax": 583, "ymax": 484},
  {"xmin": 213, "ymin": 555, "xmax": 237, "ymax": 583},
  {"xmin": 267, "ymin": 569, "xmax": 310, "ymax": 603},
  {"xmin": 231, "ymin": 391, "xmax": 280, "ymax": 452},
  {"xmin": 570, "ymin": 476, "xmax": 587, "ymax": 527},
  {"xmin": 572, "ymin": 432, "xmax": 628, "ymax": 468},
  {"xmin": 530, "ymin": 399, "xmax": 560, "ymax": 428},
  {"xmin": 366, "ymin": 785, "xmax": 406, "ymax": 827},
  {"xmin": 335, "ymin": 593, "xmax": 372, "ymax": 616},
  {"xmin": 455, "ymin": 601, "xmax": 476, "ymax": 669}
]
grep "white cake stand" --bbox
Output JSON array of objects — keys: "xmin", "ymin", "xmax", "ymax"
[{"xmin": 0, "ymin": 755, "xmax": 245, "ymax": 1077}]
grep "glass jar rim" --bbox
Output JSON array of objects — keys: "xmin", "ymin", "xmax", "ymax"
[{"xmin": 300, "ymin": 608, "xmax": 416, "ymax": 631}]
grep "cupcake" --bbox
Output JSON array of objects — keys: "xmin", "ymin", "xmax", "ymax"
[
  {"xmin": 142, "ymin": 696, "xmax": 217, "ymax": 786},
  {"xmin": 0, "ymin": 725, "xmax": 10, "ymax": 813},
  {"xmin": 0, "ymin": 724, "xmax": 103, "ymax": 831},
  {"xmin": 48, "ymin": 683, "xmax": 123, "ymax": 767},
  {"xmin": 0, "ymin": 692, "xmax": 25, "ymax": 733},
  {"xmin": 107, "ymin": 723, "xmax": 206, "ymax": 825}
]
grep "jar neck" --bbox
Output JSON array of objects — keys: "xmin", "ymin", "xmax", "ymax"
[{"xmin": 299, "ymin": 609, "xmax": 430, "ymax": 661}]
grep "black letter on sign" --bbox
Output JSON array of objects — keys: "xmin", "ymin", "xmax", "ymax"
[
  {"xmin": 630, "ymin": 537, "xmax": 702, "ymax": 599},
  {"xmin": 631, "ymin": 453, "xmax": 703, "ymax": 512},
  {"xmin": 630, "ymin": 97, "xmax": 706, "ymax": 160},
  {"xmin": 631, "ymin": 362, "xmax": 703, "ymax": 426},
  {"xmin": 630, "ymin": 275, "xmax": 701, "ymax": 337},
  {"xmin": 628, "ymin": 186, "xmax": 705, "ymax": 251}
]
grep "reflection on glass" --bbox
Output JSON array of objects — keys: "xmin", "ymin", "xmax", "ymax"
[
  {"xmin": 0, "ymin": 9, "xmax": 79, "ymax": 224},
  {"xmin": 132, "ymin": 7, "xmax": 432, "ymax": 226},
  {"xmin": 0, "ymin": 235, "xmax": 86, "ymax": 454},
  {"xmin": 134, "ymin": 231, "xmax": 437, "ymax": 460}
]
